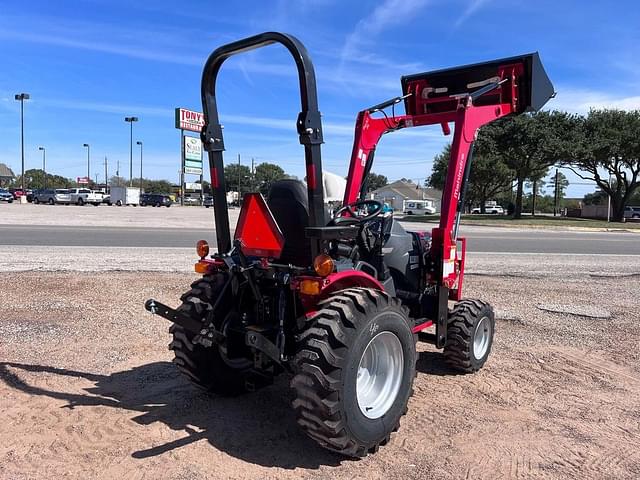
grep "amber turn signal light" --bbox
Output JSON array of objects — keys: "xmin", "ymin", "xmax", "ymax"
[
  {"xmin": 195, "ymin": 260, "xmax": 211, "ymax": 274},
  {"xmin": 299, "ymin": 279, "xmax": 321, "ymax": 295},
  {"xmin": 196, "ymin": 240, "xmax": 210, "ymax": 258},
  {"xmin": 313, "ymin": 254, "xmax": 335, "ymax": 277}
]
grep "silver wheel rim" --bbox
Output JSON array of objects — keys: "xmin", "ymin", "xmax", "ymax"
[
  {"xmin": 357, "ymin": 331, "xmax": 404, "ymax": 419},
  {"xmin": 473, "ymin": 316, "xmax": 491, "ymax": 360}
]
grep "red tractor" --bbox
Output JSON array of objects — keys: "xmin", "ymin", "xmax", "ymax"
[{"xmin": 146, "ymin": 32, "xmax": 554, "ymax": 456}]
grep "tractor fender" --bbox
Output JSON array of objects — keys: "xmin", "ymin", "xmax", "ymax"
[{"xmin": 297, "ymin": 270, "xmax": 384, "ymax": 311}]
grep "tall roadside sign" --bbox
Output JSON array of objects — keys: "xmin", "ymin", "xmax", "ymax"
[{"xmin": 175, "ymin": 108, "xmax": 205, "ymax": 206}]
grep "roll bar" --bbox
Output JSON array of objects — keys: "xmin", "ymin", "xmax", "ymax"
[{"xmin": 200, "ymin": 32, "xmax": 325, "ymax": 255}]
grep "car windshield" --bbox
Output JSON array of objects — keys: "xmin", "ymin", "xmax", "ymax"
[{"xmin": 56, "ymin": 189, "xmax": 69, "ymax": 194}]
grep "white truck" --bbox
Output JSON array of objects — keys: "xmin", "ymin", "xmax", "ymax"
[
  {"xmin": 68, "ymin": 188, "xmax": 104, "ymax": 206},
  {"xmin": 109, "ymin": 186, "xmax": 140, "ymax": 206},
  {"xmin": 403, "ymin": 199, "xmax": 436, "ymax": 215}
]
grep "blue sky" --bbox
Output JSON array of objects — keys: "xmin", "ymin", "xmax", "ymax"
[{"xmin": 1, "ymin": 0, "xmax": 639, "ymax": 197}]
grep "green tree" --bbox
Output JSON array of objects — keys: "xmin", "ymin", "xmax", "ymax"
[
  {"xmin": 525, "ymin": 176, "xmax": 546, "ymax": 215},
  {"xmin": 16, "ymin": 169, "xmax": 73, "ymax": 189},
  {"xmin": 109, "ymin": 175, "xmax": 126, "ymax": 188},
  {"xmin": 254, "ymin": 162, "xmax": 286, "ymax": 194},
  {"xmin": 144, "ymin": 179, "xmax": 174, "ymax": 194},
  {"xmin": 555, "ymin": 171, "xmax": 570, "ymax": 199},
  {"xmin": 426, "ymin": 144, "xmax": 450, "ymax": 191},
  {"xmin": 488, "ymin": 111, "xmax": 577, "ymax": 218},
  {"xmin": 365, "ymin": 172, "xmax": 388, "ymax": 192},
  {"xmin": 583, "ymin": 190, "xmax": 608, "ymax": 205},
  {"xmin": 566, "ymin": 109, "xmax": 640, "ymax": 222},
  {"xmin": 224, "ymin": 163, "xmax": 252, "ymax": 194},
  {"xmin": 427, "ymin": 142, "xmax": 513, "ymax": 213}
]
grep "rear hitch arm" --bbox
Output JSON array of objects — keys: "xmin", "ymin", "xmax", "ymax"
[{"xmin": 144, "ymin": 299, "xmax": 225, "ymax": 346}]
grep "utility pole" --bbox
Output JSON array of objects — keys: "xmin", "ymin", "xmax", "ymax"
[
  {"xmin": 116, "ymin": 160, "xmax": 120, "ymax": 187},
  {"xmin": 15, "ymin": 93, "xmax": 30, "ymax": 198},
  {"xmin": 607, "ymin": 173, "xmax": 612, "ymax": 222},
  {"xmin": 104, "ymin": 156, "xmax": 108, "ymax": 194},
  {"xmin": 553, "ymin": 168, "xmax": 559, "ymax": 216},
  {"xmin": 237, "ymin": 153, "xmax": 241, "ymax": 204},
  {"xmin": 251, "ymin": 157, "xmax": 255, "ymax": 192},
  {"xmin": 136, "ymin": 141, "xmax": 143, "ymax": 191}
]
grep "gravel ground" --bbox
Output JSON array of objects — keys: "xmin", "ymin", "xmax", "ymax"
[
  {"xmin": 2, "ymin": 205, "xmax": 639, "ymax": 478},
  {"xmin": 1, "ymin": 266, "xmax": 639, "ymax": 479}
]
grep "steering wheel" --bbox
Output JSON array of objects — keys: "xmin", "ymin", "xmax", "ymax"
[{"xmin": 332, "ymin": 200, "xmax": 384, "ymax": 225}]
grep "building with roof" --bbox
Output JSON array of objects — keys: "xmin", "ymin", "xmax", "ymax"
[
  {"xmin": 371, "ymin": 179, "xmax": 442, "ymax": 212},
  {"xmin": 0, "ymin": 163, "xmax": 15, "ymax": 187}
]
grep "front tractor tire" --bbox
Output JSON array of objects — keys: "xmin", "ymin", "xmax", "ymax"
[
  {"xmin": 291, "ymin": 288, "xmax": 416, "ymax": 457},
  {"xmin": 169, "ymin": 274, "xmax": 252, "ymax": 396},
  {"xmin": 444, "ymin": 299, "xmax": 495, "ymax": 373}
]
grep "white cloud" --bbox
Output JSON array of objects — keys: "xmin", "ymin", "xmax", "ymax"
[
  {"xmin": 547, "ymin": 88, "xmax": 640, "ymax": 114},
  {"xmin": 455, "ymin": 0, "xmax": 493, "ymax": 28},
  {"xmin": 341, "ymin": 0, "xmax": 430, "ymax": 63}
]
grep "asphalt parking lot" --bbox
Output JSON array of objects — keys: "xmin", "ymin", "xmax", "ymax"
[{"xmin": 1, "ymin": 203, "xmax": 639, "ymax": 479}]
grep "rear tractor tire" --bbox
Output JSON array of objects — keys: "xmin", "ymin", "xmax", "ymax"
[
  {"xmin": 291, "ymin": 288, "xmax": 416, "ymax": 457},
  {"xmin": 169, "ymin": 273, "xmax": 253, "ymax": 396},
  {"xmin": 444, "ymin": 299, "xmax": 495, "ymax": 373}
]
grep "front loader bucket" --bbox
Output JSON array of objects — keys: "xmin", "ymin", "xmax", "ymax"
[{"xmin": 401, "ymin": 52, "xmax": 554, "ymax": 116}]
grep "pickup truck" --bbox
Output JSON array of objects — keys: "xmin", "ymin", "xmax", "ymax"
[
  {"xmin": 624, "ymin": 206, "xmax": 640, "ymax": 220},
  {"xmin": 68, "ymin": 188, "xmax": 103, "ymax": 206}
]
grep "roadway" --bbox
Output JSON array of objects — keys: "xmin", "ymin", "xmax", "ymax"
[{"xmin": 1, "ymin": 223, "xmax": 639, "ymax": 255}]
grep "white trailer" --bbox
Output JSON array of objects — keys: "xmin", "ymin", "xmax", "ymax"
[{"xmin": 110, "ymin": 186, "xmax": 140, "ymax": 206}]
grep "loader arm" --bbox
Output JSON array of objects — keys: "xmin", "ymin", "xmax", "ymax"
[{"xmin": 343, "ymin": 53, "xmax": 554, "ymax": 347}]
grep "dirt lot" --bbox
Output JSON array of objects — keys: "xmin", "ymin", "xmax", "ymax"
[{"xmin": 1, "ymin": 269, "xmax": 639, "ymax": 479}]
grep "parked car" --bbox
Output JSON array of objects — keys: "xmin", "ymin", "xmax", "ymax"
[
  {"xmin": 26, "ymin": 189, "xmax": 40, "ymax": 202},
  {"xmin": 203, "ymin": 195, "xmax": 214, "ymax": 208},
  {"xmin": 183, "ymin": 195, "xmax": 201, "ymax": 206},
  {"xmin": 472, "ymin": 204, "xmax": 505, "ymax": 214},
  {"xmin": 34, "ymin": 188, "xmax": 71, "ymax": 204},
  {"xmin": 0, "ymin": 188, "xmax": 14, "ymax": 203},
  {"xmin": 68, "ymin": 188, "xmax": 103, "ymax": 206},
  {"xmin": 8, "ymin": 188, "xmax": 26, "ymax": 200},
  {"xmin": 139, "ymin": 193, "xmax": 152, "ymax": 206},
  {"xmin": 624, "ymin": 206, "xmax": 640, "ymax": 220},
  {"xmin": 141, "ymin": 193, "xmax": 172, "ymax": 207},
  {"xmin": 33, "ymin": 189, "xmax": 55, "ymax": 204}
]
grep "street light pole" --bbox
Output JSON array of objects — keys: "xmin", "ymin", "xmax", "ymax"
[
  {"xmin": 136, "ymin": 141, "xmax": 143, "ymax": 192},
  {"xmin": 83, "ymin": 143, "xmax": 90, "ymax": 181},
  {"xmin": 15, "ymin": 93, "xmax": 30, "ymax": 197},
  {"xmin": 124, "ymin": 116, "xmax": 139, "ymax": 186},
  {"xmin": 38, "ymin": 146, "xmax": 46, "ymax": 189}
]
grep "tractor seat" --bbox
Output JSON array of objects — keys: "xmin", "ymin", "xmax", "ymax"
[{"xmin": 267, "ymin": 179, "xmax": 311, "ymax": 266}]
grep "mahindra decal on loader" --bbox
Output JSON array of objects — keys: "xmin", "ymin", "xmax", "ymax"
[{"xmin": 146, "ymin": 32, "xmax": 554, "ymax": 457}]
